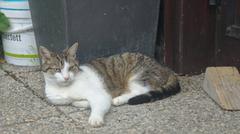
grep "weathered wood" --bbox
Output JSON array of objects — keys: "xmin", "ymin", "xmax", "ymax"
[
  {"xmin": 164, "ymin": 0, "xmax": 216, "ymax": 74},
  {"xmin": 203, "ymin": 67, "xmax": 240, "ymax": 110},
  {"xmin": 215, "ymin": 0, "xmax": 240, "ymax": 67}
]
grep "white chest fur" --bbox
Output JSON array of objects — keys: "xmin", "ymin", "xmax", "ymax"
[
  {"xmin": 39, "ymin": 44, "xmax": 113, "ymax": 126},
  {"xmin": 44, "ymin": 65, "xmax": 111, "ymax": 105}
]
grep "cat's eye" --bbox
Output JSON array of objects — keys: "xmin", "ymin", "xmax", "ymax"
[
  {"xmin": 69, "ymin": 66, "xmax": 79, "ymax": 72},
  {"xmin": 54, "ymin": 68, "xmax": 61, "ymax": 72},
  {"xmin": 69, "ymin": 66, "xmax": 74, "ymax": 70}
]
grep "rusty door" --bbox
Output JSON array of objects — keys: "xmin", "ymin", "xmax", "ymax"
[
  {"xmin": 215, "ymin": 0, "xmax": 240, "ymax": 66},
  {"xmin": 163, "ymin": 0, "xmax": 240, "ymax": 74},
  {"xmin": 163, "ymin": 0, "xmax": 216, "ymax": 74}
]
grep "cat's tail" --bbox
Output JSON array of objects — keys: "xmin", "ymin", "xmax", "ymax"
[{"xmin": 128, "ymin": 74, "xmax": 181, "ymax": 105}]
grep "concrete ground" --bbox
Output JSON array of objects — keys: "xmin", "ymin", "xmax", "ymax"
[{"xmin": 0, "ymin": 63, "xmax": 240, "ymax": 134}]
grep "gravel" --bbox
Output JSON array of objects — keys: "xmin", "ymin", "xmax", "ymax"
[{"xmin": 1, "ymin": 63, "xmax": 240, "ymax": 134}]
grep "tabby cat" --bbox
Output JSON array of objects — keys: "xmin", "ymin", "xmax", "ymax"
[{"xmin": 39, "ymin": 42, "xmax": 180, "ymax": 127}]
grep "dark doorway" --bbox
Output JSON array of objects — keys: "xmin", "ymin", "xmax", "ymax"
[
  {"xmin": 215, "ymin": 0, "xmax": 240, "ymax": 66},
  {"xmin": 163, "ymin": 0, "xmax": 240, "ymax": 75}
]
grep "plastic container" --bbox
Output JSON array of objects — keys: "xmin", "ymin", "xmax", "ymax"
[
  {"xmin": 0, "ymin": 0, "xmax": 39, "ymax": 66},
  {"xmin": 29, "ymin": 0, "xmax": 161, "ymax": 63}
]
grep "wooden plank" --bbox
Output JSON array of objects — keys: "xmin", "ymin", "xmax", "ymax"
[{"xmin": 203, "ymin": 67, "xmax": 240, "ymax": 110}]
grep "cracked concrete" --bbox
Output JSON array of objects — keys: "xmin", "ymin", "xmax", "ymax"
[
  {"xmin": 0, "ymin": 76, "xmax": 59, "ymax": 127},
  {"xmin": 1, "ymin": 63, "xmax": 240, "ymax": 134},
  {"xmin": 1, "ymin": 64, "xmax": 40, "ymax": 74},
  {"xmin": 0, "ymin": 69, "xmax": 5, "ymax": 76},
  {"xmin": 0, "ymin": 116, "xmax": 83, "ymax": 134}
]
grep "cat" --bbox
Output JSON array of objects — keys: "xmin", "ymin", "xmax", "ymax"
[{"xmin": 39, "ymin": 42, "xmax": 180, "ymax": 127}]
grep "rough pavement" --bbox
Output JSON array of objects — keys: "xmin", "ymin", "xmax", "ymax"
[{"xmin": 0, "ymin": 63, "xmax": 240, "ymax": 134}]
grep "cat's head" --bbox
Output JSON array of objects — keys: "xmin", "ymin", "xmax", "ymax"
[{"xmin": 39, "ymin": 42, "xmax": 80, "ymax": 86}]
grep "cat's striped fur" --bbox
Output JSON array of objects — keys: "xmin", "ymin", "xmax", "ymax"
[
  {"xmin": 40, "ymin": 43, "xmax": 180, "ymax": 127},
  {"xmin": 41, "ymin": 44, "xmax": 180, "ymax": 104},
  {"xmin": 88, "ymin": 52, "xmax": 180, "ymax": 104}
]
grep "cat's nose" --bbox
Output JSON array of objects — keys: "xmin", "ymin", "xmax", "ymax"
[{"xmin": 64, "ymin": 76, "xmax": 69, "ymax": 81}]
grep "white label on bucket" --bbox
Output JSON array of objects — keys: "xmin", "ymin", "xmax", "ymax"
[
  {"xmin": 2, "ymin": 31, "xmax": 40, "ymax": 66},
  {"xmin": 2, "ymin": 32, "xmax": 38, "ymax": 54}
]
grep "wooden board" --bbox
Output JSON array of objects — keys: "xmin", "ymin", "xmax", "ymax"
[{"xmin": 203, "ymin": 67, "xmax": 240, "ymax": 110}]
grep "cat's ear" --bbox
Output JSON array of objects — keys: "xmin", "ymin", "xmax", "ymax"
[
  {"xmin": 66, "ymin": 42, "xmax": 79, "ymax": 59},
  {"xmin": 39, "ymin": 46, "xmax": 51, "ymax": 62}
]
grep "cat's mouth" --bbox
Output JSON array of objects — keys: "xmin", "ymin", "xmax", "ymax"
[{"xmin": 57, "ymin": 80, "xmax": 73, "ymax": 86}]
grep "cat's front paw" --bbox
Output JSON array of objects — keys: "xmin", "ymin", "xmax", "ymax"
[
  {"xmin": 88, "ymin": 115, "xmax": 104, "ymax": 127},
  {"xmin": 112, "ymin": 96, "xmax": 127, "ymax": 106}
]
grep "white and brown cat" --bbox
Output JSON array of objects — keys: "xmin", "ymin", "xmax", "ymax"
[{"xmin": 39, "ymin": 43, "xmax": 180, "ymax": 127}]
